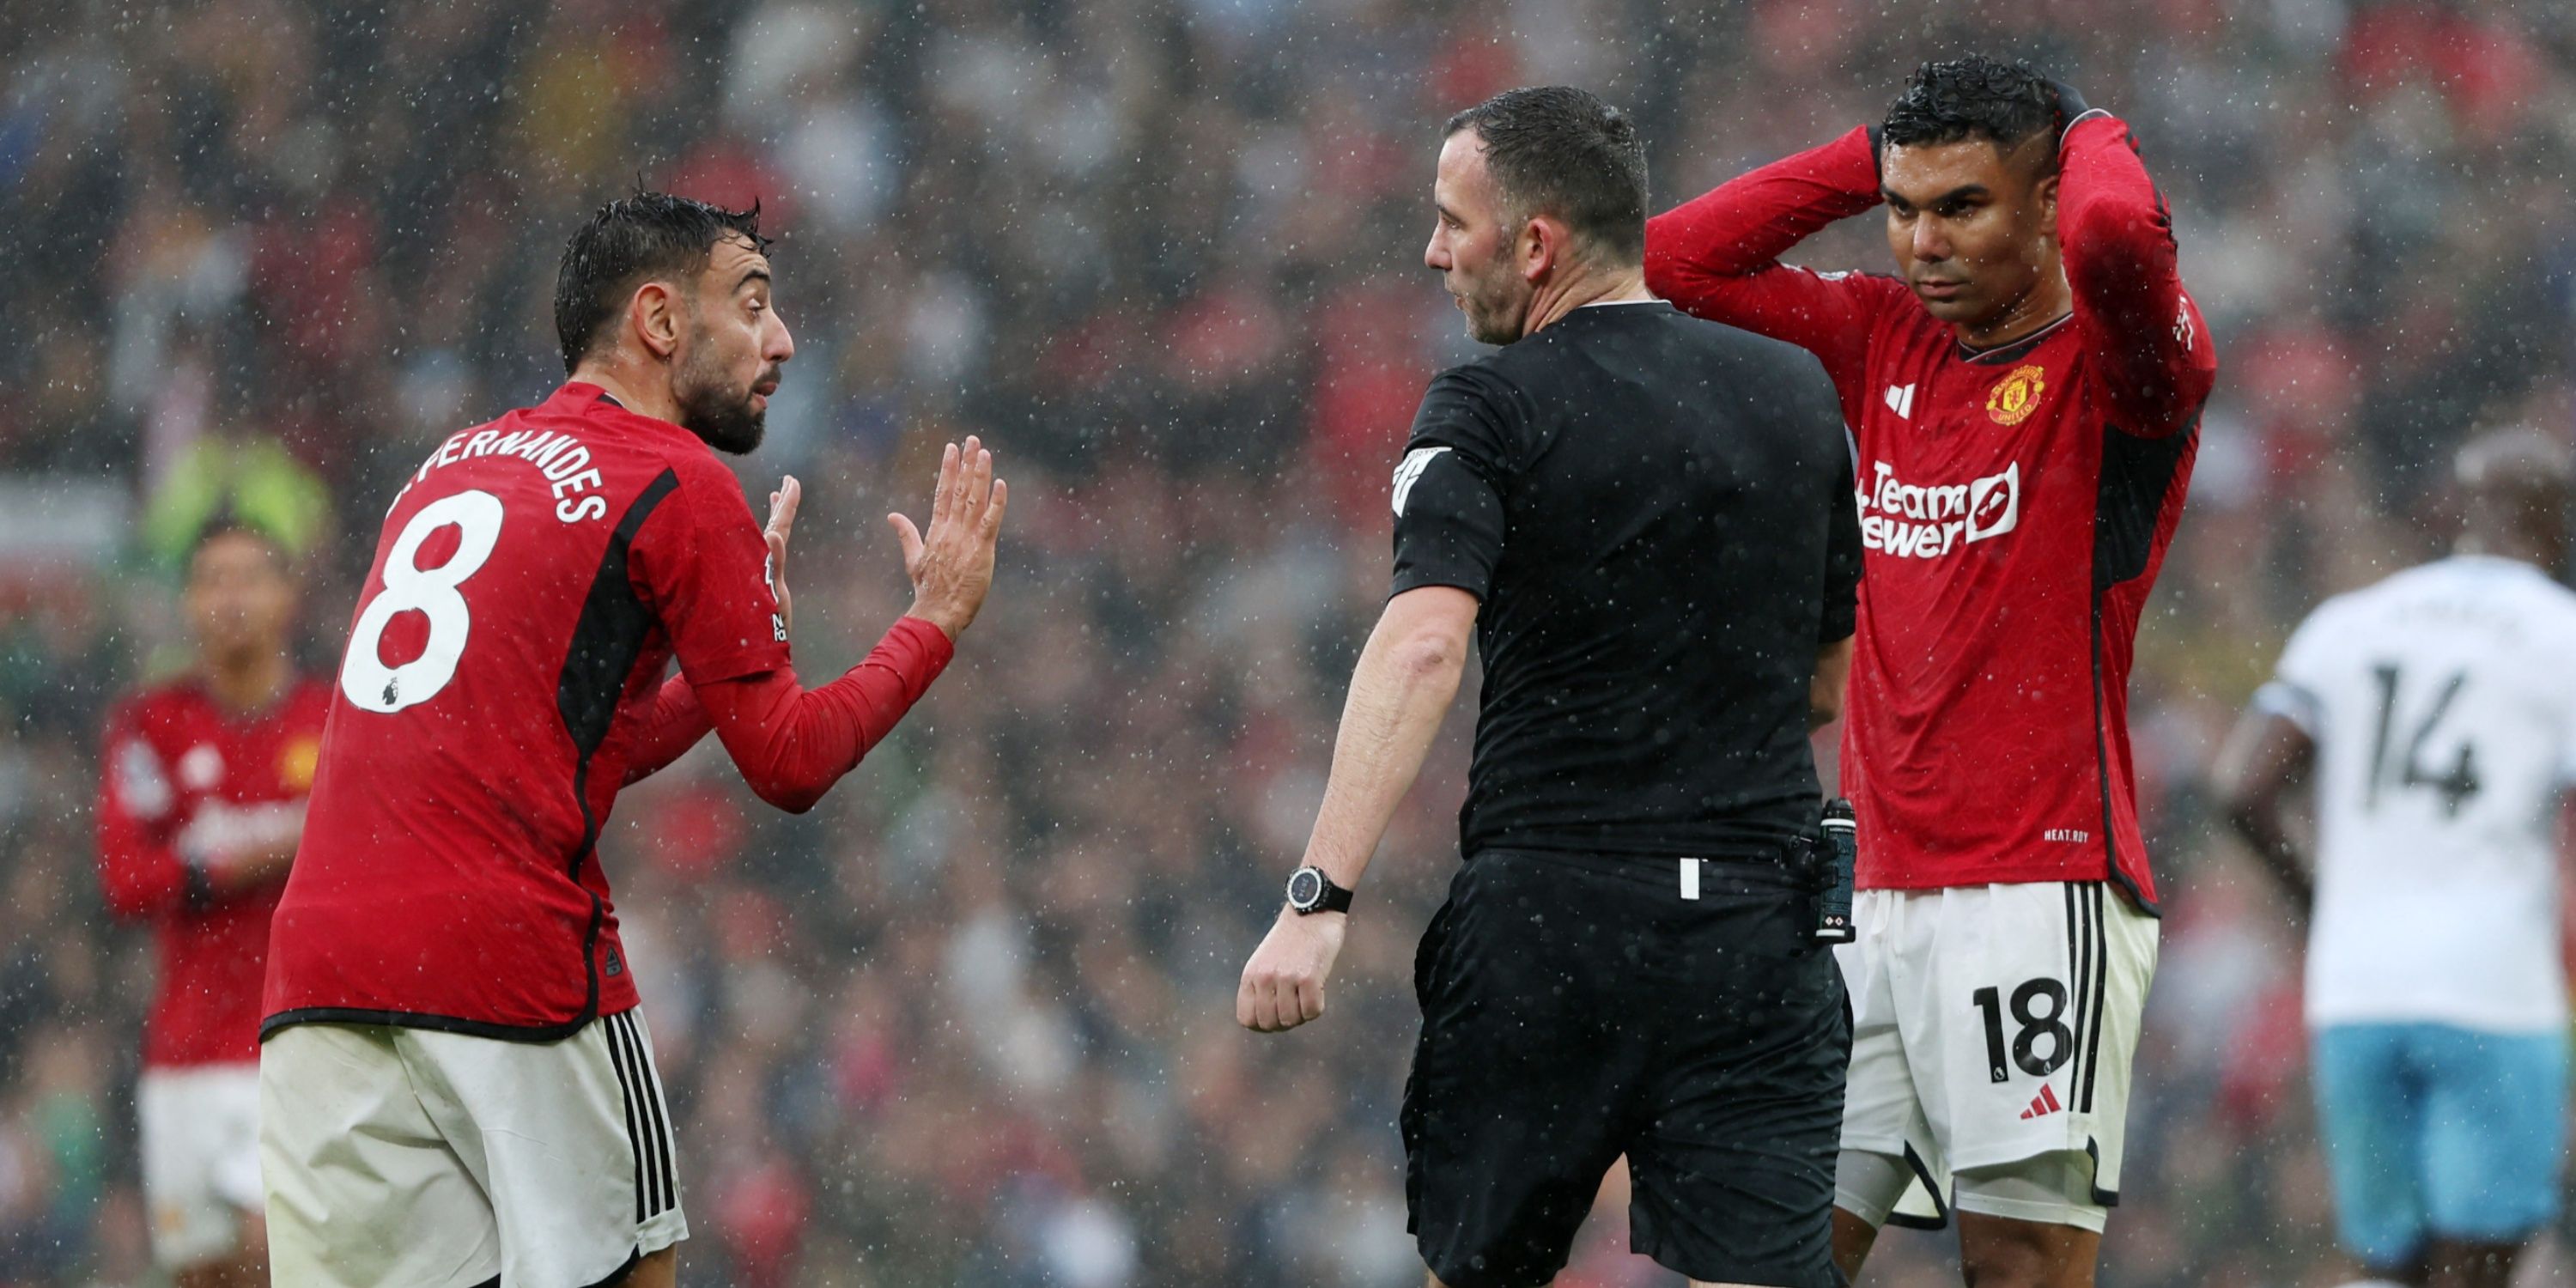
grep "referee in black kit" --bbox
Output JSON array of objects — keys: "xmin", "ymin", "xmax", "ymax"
[{"xmin": 1236, "ymin": 86, "xmax": 1862, "ymax": 1288}]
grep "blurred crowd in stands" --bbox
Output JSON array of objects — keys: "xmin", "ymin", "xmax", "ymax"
[{"xmin": 3, "ymin": 0, "xmax": 2574, "ymax": 1282}]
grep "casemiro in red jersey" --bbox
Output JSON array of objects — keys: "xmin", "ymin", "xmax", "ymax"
[
  {"xmin": 258, "ymin": 193, "xmax": 1007, "ymax": 1288},
  {"xmin": 1648, "ymin": 58, "xmax": 2216, "ymax": 1285}
]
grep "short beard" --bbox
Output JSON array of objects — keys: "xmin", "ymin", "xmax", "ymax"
[
  {"xmin": 1466, "ymin": 290, "xmax": 1523, "ymax": 345},
  {"xmin": 673, "ymin": 326, "xmax": 767, "ymax": 455},
  {"xmin": 1461, "ymin": 246, "xmax": 1529, "ymax": 346}
]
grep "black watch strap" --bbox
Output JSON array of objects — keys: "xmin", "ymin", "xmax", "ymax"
[{"xmin": 1286, "ymin": 865, "xmax": 1355, "ymax": 914}]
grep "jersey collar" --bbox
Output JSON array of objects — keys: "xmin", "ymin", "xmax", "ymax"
[
  {"xmin": 1954, "ymin": 312, "xmax": 2073, "ymax": 365},
  {"xmin": 556, "ymin": 380, "xmax": 621, "ymax": 408}
]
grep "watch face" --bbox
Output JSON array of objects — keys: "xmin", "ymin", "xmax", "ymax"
[{"xmin": 1287, "ymin": 868, "xmax": 1322, "ymax": 910}]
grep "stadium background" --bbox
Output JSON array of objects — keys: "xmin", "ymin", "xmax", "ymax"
[{"xmin": 3, "ymin": 0, "xmax": 2573, "ymax": 1283}]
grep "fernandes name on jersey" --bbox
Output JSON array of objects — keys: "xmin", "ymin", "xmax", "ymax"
[{"xmin": 264, "ymin": 385, "xmax": 797, "ymax": 1038}]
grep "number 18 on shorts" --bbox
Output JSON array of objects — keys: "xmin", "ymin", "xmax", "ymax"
[{"xmin": 1834, "ymin": 881, "xmax": 2160, "ymax": 1230}]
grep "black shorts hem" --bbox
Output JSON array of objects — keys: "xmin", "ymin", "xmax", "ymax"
[
  {"xmin": 1627, "ymin": 1234, "xmax": 1844, "ymax": 1288},
  {"xmin": 258, "ymin": 1001, "xmax": 621, "ymax": 1045},
  {"xmin": 1879, "ymin": 1143, "xmax": 1953, "ymax": 1230},
  {"xmin": 583, "ymin": 1247, "xmax": 645, "ymax": 1288}
]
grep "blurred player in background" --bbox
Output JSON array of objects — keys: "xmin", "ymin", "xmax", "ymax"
[
  {"xmin": 257, "ymin": 193, "xmax": 1006, "ymax": 1288},
  {"xmin": 2216, "ymin": 428, "xmax": 2576, "ymax": 1288},
  {"xmin": 94, "ymin": 519, "xmax": 331, "ymax": 1288},
  {"xmin": 1647, "ymin": 56, "xmax": 2218, "ymax": 1285},
  {"xmin": 1240, "ymin": 87, "xmax": 1860, "ymax": 1287}
]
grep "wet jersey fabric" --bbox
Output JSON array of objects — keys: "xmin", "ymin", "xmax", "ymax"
[
  {"xmin": 97, "ymin": 676, "xmax": 333, "ymax": 1066},
  {"xmin": 264, "ymin": 383, "xmax": 793, "ymax": 1039},
  {"xmin": 1646, "ymin": 116, "xmax": 2218, "ymax": 904},
  {"xmin": 1389, "ymin": 301, "xmax": 1861, "ymax": 858}
]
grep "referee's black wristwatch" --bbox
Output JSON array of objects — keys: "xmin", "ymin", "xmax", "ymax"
[{"xmin": 1285, "ymin": 865, "xmax": 1355, "ymax": 915}]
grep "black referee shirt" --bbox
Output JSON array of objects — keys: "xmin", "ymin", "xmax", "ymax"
[{"xmin": 1391, "ymin": 299, "xmax": 1859, "ymax": 859}]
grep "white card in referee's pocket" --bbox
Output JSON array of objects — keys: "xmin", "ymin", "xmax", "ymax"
[{"xmin": 1680, "ymin": 858, "xmax": 1701, "ymax": 901}]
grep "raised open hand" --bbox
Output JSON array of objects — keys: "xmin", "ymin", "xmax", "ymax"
[
  {"xmin": 887, "ymin": 436, "xmax": 1007, "ymax": 640},
  {"xmin": 763, "ymin": 475, "xmax": 800, "ymax": 635}
]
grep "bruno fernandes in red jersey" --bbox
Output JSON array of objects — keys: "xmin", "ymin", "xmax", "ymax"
[
  {"xmin": 97, "ymin": 521, "xmax": 327, "ymax": 1287},
  {"xmin": 258, "ymin": 193, "xmax": 1006, "ymax": 1288},
  {"xmin": 1648, "ymin": 58, "xmax": 2215, "ymax": 1285}
]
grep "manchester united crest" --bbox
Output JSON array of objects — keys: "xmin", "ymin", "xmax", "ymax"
[{"xmin": 1986, "ymin": 365, "xmax": 2047, "ymax": 426}]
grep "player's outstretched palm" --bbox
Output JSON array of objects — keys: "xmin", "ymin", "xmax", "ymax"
[
  {"xmin": 764, "ymin": 474, "xmax": 800, "ymax": 635},
  {"xmin": 889, "ymin": 436, "xmax": 1007, "ymax": 640}
]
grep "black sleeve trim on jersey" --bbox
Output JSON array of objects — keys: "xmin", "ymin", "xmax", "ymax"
[
  {"xmin": 2090, "ymin": 598, "xmax": 2162, "ymax": 918},
  {"xmin": 2092, "ymin": 416, "xmax": 2196, "ymax": 589},
  {"xmin": 550, "ymin": 466, "xmax": 682, "ymax": 1040},
  {"xmin": 2089, "ymin": 414, "xmax": 2190, "ymax": 916},
  {"xmin": 562, "ymin": 469, "xmax": 680, "ymax": 788}
]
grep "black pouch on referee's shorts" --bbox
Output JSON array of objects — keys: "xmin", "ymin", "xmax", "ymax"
[{"xmin": 1801, "ymin": 798, "xmax": 1859, "ymax": 945}]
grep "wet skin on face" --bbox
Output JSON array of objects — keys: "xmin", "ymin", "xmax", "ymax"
[
  {"xmin": 1880, "ymin": 133, "xmax": 2063, "ymax": 346},
  {"xmin": 186, "ymin": 531, "xmax": 295, "ymax": 671},
  {"xmin": 1425, "ymin": 130, "xmax": 1534, "ymax": 346},
  {"xmin": 673, "ymin": 234, "xmax": 795, "ymax": 453}
]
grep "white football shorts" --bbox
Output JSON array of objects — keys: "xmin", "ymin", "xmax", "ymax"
[
  {"xmin": 138, "ymin": 1062, "xmax": 263, "ymax": 1269},
  {"xmin": 1832, "ymin": 881, "xmax": 2159, "ymax": 1232},
  {"xmin": 260, "ymin": 1007, "xmax": 687, "ymax": 1287}
]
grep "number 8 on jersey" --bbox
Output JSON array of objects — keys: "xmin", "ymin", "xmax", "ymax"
[{"xmin": 342, "ymin": 490, "xmax": 506, "ymax": 714}]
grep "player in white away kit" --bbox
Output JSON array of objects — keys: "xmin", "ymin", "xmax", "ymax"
[{"xmin": 2217, "ymin": 428, "xmax": 2576, "ymax": 1288}]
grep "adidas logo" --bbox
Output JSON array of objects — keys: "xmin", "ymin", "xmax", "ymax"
[
  {"xmin": 2019, "ymin": 1084, "xmax": 2064, "ymax": 1120},
  {"xmin": 1884, "ymin": 383, "xmax": 1917, "ymax": 419}
]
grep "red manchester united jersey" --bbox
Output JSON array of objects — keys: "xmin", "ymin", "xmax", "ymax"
[
  {"xmin": 97, "ymin": 675, "xmax": 332, "ymax": 1066},
  {"xmin": 1648, "ymin": 116, "xmax": 2218, "ymax": 905},
  {"xmin": 264, "ymin": 383, "xmax": 791, "ymax": 1038}
]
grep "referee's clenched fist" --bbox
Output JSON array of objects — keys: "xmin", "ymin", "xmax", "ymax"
[{"xmin": 1236, "ymin": 908, "xmax": 1345, "ymax": 1031}]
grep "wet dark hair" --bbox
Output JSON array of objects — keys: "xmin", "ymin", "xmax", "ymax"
[
  {"xmin": 1444, "ymin": 86, "xmax": 1649, "ymax": 263},
  {"xmin": 554, "ymin": 191, "xmax": 773, "ymax": 374},
  {"xmin": 1880, "ymin": 57, "xmax": 2058, "ymax": 156},
  {"xmin": 189, "ymin": 513, "xmax": 288, "ymax": 568}
]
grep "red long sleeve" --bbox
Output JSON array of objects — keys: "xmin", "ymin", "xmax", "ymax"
[
  {"xmin": 96, "ymin": 709, "xmax": 199, "ymax": 919},
  {"xmin": 691, "ymin": 616, "xmax": 955, "ymax": 813},
  {"xmin": 98, "ymin": 780, "xmax": 195, "ymax": 920},
  {"xmin": 622, "ymin": 675, "xmax": 713, "ymax": 786},
  {"xmin": 2056, "ymin": 114, "xmax": 2218, "ymax": 440},
  {"xmin": 1643, "ymin": 125, "xmax": 1905, "ymax": 385}
]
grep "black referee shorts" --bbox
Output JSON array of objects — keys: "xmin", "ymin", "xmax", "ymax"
[{"xmin": 1402, "ymin": 848, "xmax": 1849, "ymax": 1288}]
